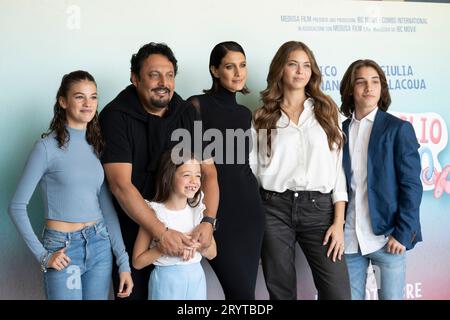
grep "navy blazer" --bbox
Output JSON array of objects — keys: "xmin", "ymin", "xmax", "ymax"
[{"xmin": 342, "ymin": 110, "xmax": 422, "ymax": 250}]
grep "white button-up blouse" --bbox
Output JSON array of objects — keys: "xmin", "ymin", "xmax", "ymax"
[{"xmin": 250, "ymin": 98, "xmax": 348, "ymax": 204}]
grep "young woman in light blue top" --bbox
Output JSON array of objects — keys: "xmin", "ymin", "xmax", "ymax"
[{"xmin": 8, "ymin": 71, "xmax": 133, "ymax": 299}]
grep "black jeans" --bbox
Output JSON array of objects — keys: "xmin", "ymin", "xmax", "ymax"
[{"xmin": 260, "ymin": 188, "xmax": 350, "ymax": 300}]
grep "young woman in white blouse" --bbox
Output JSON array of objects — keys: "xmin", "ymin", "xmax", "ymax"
[{"xmin": 251, "ymin": 41, "xmax": 350, "ymax": 300}]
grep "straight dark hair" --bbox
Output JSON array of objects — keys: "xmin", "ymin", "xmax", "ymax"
[
  {"xmin": 340, "ymin": 59, "xmax": 391, "ymax": 117},
  {"xmin": 42, "ymin": 70, "xmax": 104, "ymax": 157},
  {"xmin": 204, "ymin": 41, "xmax": 249, "ymax": 95},
  {"xmin": 153, "ymin": 150, "xmax": 202, "ymax": 208}
]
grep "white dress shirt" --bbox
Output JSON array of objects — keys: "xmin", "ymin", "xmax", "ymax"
[
  {"xmin": 250, "ymin": 98, "xmax": 347, "ymax": 204},
  {"xmin": 344, "ymin": 107, "xmax": 388, "ymax": 255}
]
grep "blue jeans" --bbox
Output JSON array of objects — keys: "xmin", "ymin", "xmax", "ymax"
[
  {"xmin": 345, "ymin": 245, "xmax": 406, "ymax": 300},
  {"xmin": 42, "ymin": 221, "xmax": 113, "ymax": 300},
  {"xmin": 149, "ymin": 262, "xmax": 206, "ymax": 300}
]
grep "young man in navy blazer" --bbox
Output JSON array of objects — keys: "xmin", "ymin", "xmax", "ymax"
[{"xmin": 339, "ymin": 59, "xmax": 422, "ymax": 300}]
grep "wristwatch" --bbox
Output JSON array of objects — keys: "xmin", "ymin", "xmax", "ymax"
[{"xmin": 201, "ymin": 216, "xmax": 218, "ymax": 231}]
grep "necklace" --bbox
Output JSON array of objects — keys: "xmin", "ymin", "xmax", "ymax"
[{"xmin": 281, "ymin": 104, "xmax": 303, "ymax": 121}]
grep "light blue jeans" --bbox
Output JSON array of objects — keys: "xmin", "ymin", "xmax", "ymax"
[
  {"xmin": 42, "ymin": 221, "xmax": 113, "ymax": 300},
  {"xmin": 149, "ymin": 262, "xmax": 206, "ymax": 300},
  {"xmin": 345, "ymin": 245, "xmax": 406, "ymax": 300}
]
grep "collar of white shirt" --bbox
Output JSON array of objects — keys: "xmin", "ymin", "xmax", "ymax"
[
  {"xmin": 279, "ymin": 97, "xmax": 315, "ymax": 126},
  {"xmin": 350, "ymin": 107, "xmax": 378, "ymax": 126}
]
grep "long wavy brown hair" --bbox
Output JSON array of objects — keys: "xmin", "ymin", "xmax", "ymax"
[
  {"xmin": 42, "ymin": 70, "xmax": 104, "ymax": 157},
  {"xmin": 253, "ymin": 41, "xmax": 343, "ymax": 156},
  {"xmin": 340, "ymin": 59, "xmax": 391, "ymax": 117}
]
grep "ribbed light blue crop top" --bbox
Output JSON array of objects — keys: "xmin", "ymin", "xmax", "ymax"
[{"xmin": 8, "ymin": 127, "xmax": 130, "ymax": 273}]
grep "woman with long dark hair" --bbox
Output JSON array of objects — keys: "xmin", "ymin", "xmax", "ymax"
[
  {"xmin": 188, "ymin": 41, "xmax": 265, "ymax": 299},
  {"xmin": 251, "ymin": 41, "xmax": 350, "ymax": 299},
  {"xmin": 8, "ymin": 70, "xmax": 133, "ymax": 299}
]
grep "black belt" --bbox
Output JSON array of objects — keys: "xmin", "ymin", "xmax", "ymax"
[{"xmin": 260, "ymin": 188, "xmax": 331, "ymax": 199}]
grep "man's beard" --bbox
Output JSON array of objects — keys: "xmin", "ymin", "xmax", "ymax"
[
  {"xmin": 149, "ymin": 87, "xmax": 171, "ymax": 109},
  {"xmin": 150, "ymin": 96, "xmax": 170, "ymax": 109}
]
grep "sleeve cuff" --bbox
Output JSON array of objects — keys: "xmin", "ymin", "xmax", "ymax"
[
  {"xmin": 117, "ymin": 253, "xmax": 131, "ymax": 273},
  {"xmin": 332, "ymin": 191, "xmax": 348, "ymax": 204},
  {"xmin": 118, "ymin": 263, "xmax": 131, "ymax": 273}
]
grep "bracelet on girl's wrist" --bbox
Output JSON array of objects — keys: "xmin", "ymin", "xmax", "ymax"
[{"xmin": 40, "ymin": 252, "xmax": 51, "ymax": 273}]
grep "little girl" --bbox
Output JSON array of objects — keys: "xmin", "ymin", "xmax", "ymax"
[{"xmin": 132, "ymin": 150, "xmax": 217, "ymax": 300}]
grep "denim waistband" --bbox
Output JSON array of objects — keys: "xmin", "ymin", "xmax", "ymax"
[
  {"xmin": 260, "ymin": 188, "xmax": 331, "ymax": 200},
  {"xmin": 42, "ymin": 220, "xmax": 105, "ymax": 241}
]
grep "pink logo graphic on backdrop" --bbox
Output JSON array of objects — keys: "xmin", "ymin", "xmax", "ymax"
[{"xmin": 393, "ymin": 112, "xmax": 449, "ymax": 199}]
